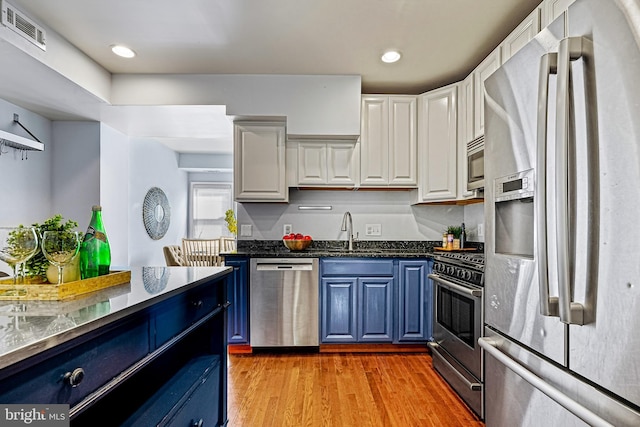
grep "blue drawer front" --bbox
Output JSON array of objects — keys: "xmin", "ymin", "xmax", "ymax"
[
  {"xmin": 153, "ymin": 285, "xmax": 220, "ymax": 348},
  {"xmin": 0, "ymin": 316, "xmax": 149, "ymax": 406},
  {"xmin": 321, "ymin": 259, "xmax": 394, "ymax": 276}
]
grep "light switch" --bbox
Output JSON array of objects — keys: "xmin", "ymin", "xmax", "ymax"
[
  {"xmin": 365, "ymin": 224, "xmax": 381, "ymax": 236},
  {"xmin": 240, "ymin": 224, "xmax": 252, "ymax": 237}
]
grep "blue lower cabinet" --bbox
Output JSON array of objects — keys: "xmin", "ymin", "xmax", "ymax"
[
  {"xmin": 358, "ymin": 277, "xmax": 394, "ymax": 342},
  {"xmin": 225, "ymin": 257, "xmax": 249, "ymax": 344},
  {"xmin": 321, "ymin": 277, "xmax": 357, "ymax": 342},
  {"xmin": 320, "ymin": 259, "xmax": 394, "ymax": 343},
  {"xmin": 396, "ymin": 260, "xmax": 432, "ymax": 342}
]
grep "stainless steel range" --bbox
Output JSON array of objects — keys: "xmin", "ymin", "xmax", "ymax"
[{"xmin": 428, "ymin": 251, "xmax": 484, "ymax": 419}]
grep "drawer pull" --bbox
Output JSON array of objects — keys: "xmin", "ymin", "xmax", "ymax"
[
  {"xmin": 63, "ymin": 368, "xmax": 85, "ymax": 387},
  {"xmin": 192, "ymin": 419, "xmax": 204, "ymax": 427},
  {"xmin": 191, "ymin": 300, "xmax": 203, "ymax": 308}
]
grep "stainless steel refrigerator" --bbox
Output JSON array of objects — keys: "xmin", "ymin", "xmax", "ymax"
[{"xmin": 481, "ymin": 0, "xmax": 640, "ymax": 425}]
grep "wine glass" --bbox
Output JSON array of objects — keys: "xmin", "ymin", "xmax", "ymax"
[
  {"xmin": 0, "ymin": 226, "xmax": 39, "ymax": 284},
  {"xmin": 41, "ymin": 231, "xmax": 81, "ymax": 285}
]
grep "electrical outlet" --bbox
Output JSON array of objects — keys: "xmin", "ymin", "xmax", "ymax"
[
  {"xmin": 240, "ymin": 224, "xmax": 252, "ymax": 237},
  {"xmin": 365, "ymin": 224, "xmax": 381, "ymax": 236},
  {"xmin": 283, "ymin": 224, "xmax": 292, "ymax": 235},
  {"xmin": 477, "ymin": 223, "xmax": 484, "ymax": 238}
]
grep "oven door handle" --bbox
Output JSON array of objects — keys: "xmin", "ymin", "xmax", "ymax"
[
  {"xmin": 428, "ymin": 342, "xmax": 482, "ymax": 391},
  {"xmin": 428, "ymin": 274, "xmax": 482, "ymax": 298}
]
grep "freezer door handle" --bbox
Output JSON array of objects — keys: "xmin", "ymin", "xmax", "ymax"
[
  {"xmin": 479, "ymin": 337, "xmax": 614, "ymax": 427},
  {"xmin": 556, "ymin": 37, "xmax": 595, "ymax": 326},
  {"xmin": 536, "ymin": 52, "xmax": 559, "ymax": 318}
]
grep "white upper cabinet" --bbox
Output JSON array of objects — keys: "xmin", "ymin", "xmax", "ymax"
[
  {"xmin": 501, "ymin": 8, "xmax": 541, "ymax": 63},
  {"xmin": 457, "ymin": 74, "xmax": 475, "ymax": 199},
  {"xmin": 234, "ymin": 121, "xmax": 288, "ymax": 202},
  {"xmin": 417, "ymin": 84, "xmax": 458, "ymax": 202},
  {"xmin": 360, "ymin": 95, "xmax": 417, "ymax": 186},
  {"xmin": 296, "ymin": 141, "xmax": 359, "ymax": 186},
  {"xmin": 541, "ymin": 0, "xmax": 576, "ymax": 30},
  {"xmin": 473, "ymin": 46, "xmax": 501, "ymax": 139}
]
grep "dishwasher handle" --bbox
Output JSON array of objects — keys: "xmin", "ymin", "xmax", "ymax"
[
  {"xmin": 256, "ymin": 264, "xmax": 314, "ymax": 271},
  {"xmin": 254, "ymin": 258, "xmax": 317, "ymax": 271}
]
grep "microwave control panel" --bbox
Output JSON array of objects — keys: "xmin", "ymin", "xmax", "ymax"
[{"xmin": 494, "ymin": 169, "xmax": 534, "ymax": 202}]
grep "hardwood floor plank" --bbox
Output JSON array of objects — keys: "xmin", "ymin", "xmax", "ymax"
[{"xmin": 227, "ymin": 351, "xmax": 484, "ymax": 427}]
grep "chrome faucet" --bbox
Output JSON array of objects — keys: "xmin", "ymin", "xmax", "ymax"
[{"xmin": 341, "ymin": 211, "xmax": 354, "ymax": 251}]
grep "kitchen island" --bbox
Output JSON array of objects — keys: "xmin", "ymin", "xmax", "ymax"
[{"xmin": 0, "ymin": 266, "xmax": 231, "ymax": 426}]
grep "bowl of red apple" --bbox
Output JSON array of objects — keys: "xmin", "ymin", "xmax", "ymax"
[{"xmin": 282, "ymin": 233, "xmax": 313, "ymax": 250}]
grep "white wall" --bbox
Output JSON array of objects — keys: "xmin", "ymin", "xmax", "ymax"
[
  {"xmin": 237, "ymin": 190, "xmax": 466, "ymax": 241},
  {"xmin": 0, "ymin": 99, "xmax": 52, "ymax": 227},
  {"xmin": 100, "ymin": 124, "xmax": 130, "ymax": 266},
  {"xmin": 128, "ymin": 137, "xmax": 189, "ymax": 266},
  {"xmin": 51, "ymin": 121, "xmax": 101, "ymax": 230}
]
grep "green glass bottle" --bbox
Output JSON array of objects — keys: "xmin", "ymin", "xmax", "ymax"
[{"xmin": 79, "ymin": 205, "xmax": 111, "ymax": 279}]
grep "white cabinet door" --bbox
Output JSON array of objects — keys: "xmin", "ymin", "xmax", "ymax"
[
  {"xmin": 457, "ymin": 75, "xmax": 475, "ymax": 199},
  {"xmin": 360, "ymin": 96, "xmax": 389, "ymax": 185},
  {"xmin": 541, "ymin": 0, "xmax": 575, "ymax": 30},
  {"xmin": 473, "ymin": 46, "xmax": 501, "ymax": 139},
  {"xmin": 234, "ymin": 122, "xmax": 288, "ymax": 202},
  {"xmin": 418, "ymin": 84, "xmax": 458, "ymax": 202},
  {"xmin": 327, "ymin": 142, "xmax": 359, "ymax": 186},
  {"xmin": 360, "ymin": 95, "xmax": 416, "ymax": 186},
  {"xmin": 501, "ymin": 8, "xmax": 541, "ymax": 63},
  {"xmin": 296, "ymin": 141, "xmax": 359, "ymax": 186},
  {"xmin": 297, "ymin": 142, "xmax": 327, "ymax": 185},
  {"xmin": 389, "ymin": 96, "xmax": 417, "ymax": 185}
]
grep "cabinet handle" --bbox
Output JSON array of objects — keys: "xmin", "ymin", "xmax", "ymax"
[
  {"xmin": 63, "ymin": 367, "xmax": 85, "ymax": 387},
  {"xmin": 192, "ymin": 419, "xmax": 204, "ymax": 427},
  {"xmin": 191, "ymin": 300, "xmax": 203, "ymax": 308}
]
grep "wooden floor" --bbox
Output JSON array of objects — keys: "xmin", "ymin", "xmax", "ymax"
[{"xmin": 227, "ymin": 351, "xmax": 485, "ymax": 426}]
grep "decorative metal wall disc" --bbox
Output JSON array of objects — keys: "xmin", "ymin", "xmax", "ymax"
[{"xmin": 142, "ymin": 187, "xmax": 171, "ymax": 240}]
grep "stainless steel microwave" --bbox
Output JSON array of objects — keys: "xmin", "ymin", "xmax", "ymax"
[{"xmin": 467, "ymin": 135, "xmax": 485, "ymax": 190}]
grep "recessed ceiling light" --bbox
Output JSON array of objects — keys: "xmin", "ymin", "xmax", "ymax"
[
  {"xmin": 381, "ymin": 50, "xmax": 401, "ymax": 63},
  {"xmin": 111, "ymin": 44, "xmax": 136, "ymax": 58}
]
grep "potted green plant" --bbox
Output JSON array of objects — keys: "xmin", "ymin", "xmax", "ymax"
[
  {"xmin": 19, "ymin": 215, "xmax": 79, "ymax": 283},
  {"xmin": 447, "ymin": 226, "xmax": 462, "ymax": 250}
]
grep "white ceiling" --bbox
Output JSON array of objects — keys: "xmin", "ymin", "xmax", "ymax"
[{"xmin": 6, "ymin": 0, "xmax": 541, "ymax": 153}]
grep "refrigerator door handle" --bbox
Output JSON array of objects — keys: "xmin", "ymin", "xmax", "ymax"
[
  {"xmin": 479, "ymin": 337, "xmax": 614, "ymax": 427},
  {"xmin": 556, "ymin": 37, "xmax": 591, "ymax": 325},
  {"xmin": 536, "ymin": 52, "xmax": 559, "ymax": 317}
]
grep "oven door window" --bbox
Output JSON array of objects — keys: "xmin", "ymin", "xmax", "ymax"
[{"xmin": 437, "ymin": 285, "xmax": 475, "ymax": 348}]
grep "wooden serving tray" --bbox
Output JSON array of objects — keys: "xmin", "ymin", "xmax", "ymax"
[
  {"xmin": 0, "ymin": 270, "xmax": 131, "ymax": 301},
  {"xmin": 434, "ymin": 247, "xmax": 478, "ymax": 252}
]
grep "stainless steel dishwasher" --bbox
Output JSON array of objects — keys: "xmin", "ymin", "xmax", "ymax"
[{"xmin": 250, "ymin": 258, "xmax": 319, "ymax": 347}]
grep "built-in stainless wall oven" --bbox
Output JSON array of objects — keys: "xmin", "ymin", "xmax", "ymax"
[{"xmin": 428, "ymin": 252, "xmax": 484, "ymax": 419}]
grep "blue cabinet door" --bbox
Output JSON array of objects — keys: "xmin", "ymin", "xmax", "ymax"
[
  {"xmin": 225, "ymin": 257, "xmax": 249, "ymax": 344},
  {"xmin": 396, "ymin": 260, "xmax": 432, "ymax": 342},
  {"xmin": 321, "ymin": 277, "xmax": 357, "ymax": 342},
  {"xmin": 358, "ymin": 277, "xmax": 394, "ymax": 342}
]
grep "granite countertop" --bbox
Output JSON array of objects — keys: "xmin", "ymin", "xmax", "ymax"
[
  {"xmin": 0, "ymin": 266, "xmax": 231, "ymax": 368},
  {"xmin": 223, "ymin": 240, "xmax": 483, "ymax": 259}
]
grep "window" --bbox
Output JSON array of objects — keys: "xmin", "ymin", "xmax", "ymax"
[{"xmin": 189, "ymin": 182, "xmax": 233, "ymax": 238}]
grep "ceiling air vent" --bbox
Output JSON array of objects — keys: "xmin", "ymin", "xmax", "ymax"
[{"xmin": 1, "ymin": 0, "xmax": 46, "ymax": 50}]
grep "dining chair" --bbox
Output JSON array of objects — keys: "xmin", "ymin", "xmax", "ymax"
[
  {"xmin": 181, "ymin": 238, "xmax": 221, "ymax": 266},
  {"xmin": 163, "ymin": 245, "xmax": 184, "ymax": 266},
  {"xmin": 219, "ymin": 237, "xmax": 237, "ymax": 253}
]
